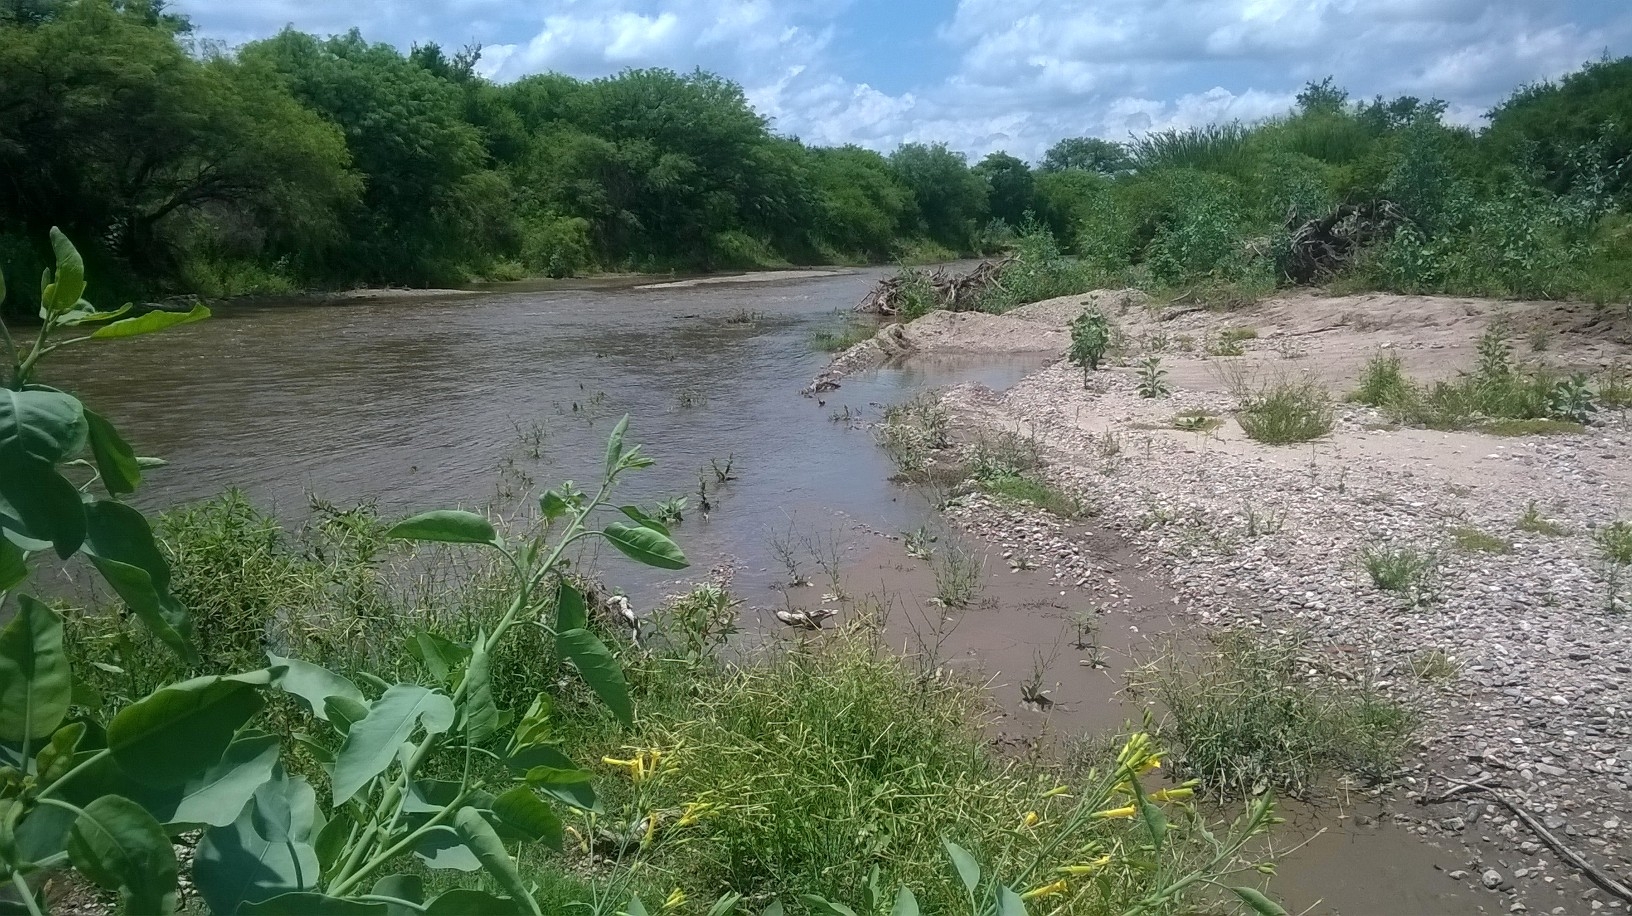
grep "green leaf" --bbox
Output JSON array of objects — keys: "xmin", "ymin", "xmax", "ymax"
[
  {"xmin": 890, "ymin": 888, "xmax": 920, "ymax": 916},
  {"xmin": 625, "ymin": 898, "xmax": 651, "ymax": 916},
  {"xmin": 241, "ymin": 893, "xmax": 385, "ymax": 915},
  {"xmin": 0, "ymin": 595, "xmax": 70, "ymax": 742},
  {"xmin": 406, "ymin": 630, "xmax": 470, "ymax": 685},
  {"xmin": 705, "ymin": 893, "xmax": 744, "ymax": 916},
  {"xmin": 195, "ymin": 770, "xmax": 322, "ymax": 914},
  {"xmin": 68, "ymin": 795, "xmax": 177, "ymax": 915},
  {"xmin": 943, "ymin": 838, "xmax": 980, "ymax": 896},
  {"xmin": 491, "ymin": 787, "xmax": 564, "ymax": 849},
  {"xmin": 324, "ymin": 696, "xmax": 370, "ymax": 736},
  {"xmin": 82, "ymin": 499, "xmax": 195, "ymax": 663},
  {"xmin": 47, "ymin": 228, "xmax": 87, "ymax": 315},
  {"xmin": 617, "ymin": 505, "xmax": 669, "ymax": 536},
  {"xmin": 269, "ymin": 654, "xmax": 365, "ymax": 721},
  {"xmin": 454, "ymin": 806, "xmax": 540, "ymax": 915},
  {"xmin": 1138, "ymin": 798, "xmax": 1168, "ymax": 853},
  {"xmin": 56, "ymin": 303, "xmax": 132, "ymax": 326},
  {"xmin": 523, "ymin": 764, "xmax": 598, "ymax": 812},
  {"xmin": 34, "ymin": 721, "xmax": 87, "ymax": 787},
  {"xmin": 761, "ymin": 905, "xmax": 784, "ymax": 916},
  {"xmin": 370, "ymin": 875, "xmax": 425, "ymax": 916},
  {"xmin": 600, "ymin": 522, "xmax": 688, "ymax": 570},
  {"xmin": 423, "ymin": 889, "xmax": 521, "ymax": 916},
  {"xmin": 0, "ymin": 536, "xmax": 26, "ymax": 593},
  {"xmin": 994, "ymin": 886, "xmax": 1028, "ymax": 916},
  {"xmin": 463, "ymin": 632, "xmax": 500, "ymax": 742},
  {"xmin": 798, "ymin": 898, "xmax": 858, "ymax": 916},
  {"xmin": 1229, "ymin": 887, "xmax": 1288, "ymax": 916},
  {"xmin": 538, "ymin": 490, "xmax": 569, "ymax": 522},
  {"xmin": 556, "ymin": 628, "xmax": 633, "ymax": 726},
  {"xmin": 91, "ymin": 303, "xmax": 210, "ymax": 339},
  {"xmin": 386, "ymin": 510, "xmax": 500, "ymax": 547},
  {"xmin": 412, "ymin": 825, "xmax": 481, "ymax": 871},
  {"xmin": 332, "ymin": 685, "xmax": 455, "ymax": 804},
  {"xmin": 83, "ymin": 408, "xmax": 142, "ymax": 496},
  {"xmin": 108, "ymin": 670, "xmax": 272, "ymax": 787},
  {"xmin": 504, "ymin": 694, "xmax": 553, "ymax": 762},
  {"xmin": 556, "ymin": 581, "xmax": 587, "ymax": 632},
  {"xmin": 0, "ymin": 454, "xmax": 86, "ymax": 558},
  {"xmin": 0, "ymin": 388, "xmax": 87, "ymax": 463},
  {"xmin": 604, "ymin": 414, "xmax": 629, "ymax": 479},
  {"xmin": 146, "ymin": 733, "xmax": 282, "ymax": 828}
]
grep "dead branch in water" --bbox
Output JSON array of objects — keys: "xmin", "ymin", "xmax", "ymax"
[{"xmin": 856, "ymin": 258, "xmax": 1013, "ymax": 316}]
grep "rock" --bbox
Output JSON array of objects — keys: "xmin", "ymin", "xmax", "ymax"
[{"xmin": 1483, "ymin": 869, "xmax": 1504, "ymax": 889}]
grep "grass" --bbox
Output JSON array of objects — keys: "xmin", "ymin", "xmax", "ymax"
[
  {"xmin": 810, "ymin": 319, "xmax": 876, "ymax": 352},
  {"xmin": 980, "ymin": 474, "xmax": 1082, "ymax": 518},
  {"xmin": 1236, "ymin": 379, "xmax": 1335, "ymax": 444},
  {"xmin": 1172, "ymin": 410, "xmax": 1223, "ymax": 433},
  {"xmin": 1137, "ymin": 632, "xmax": 1416, "ymax": 799},
  {"xmin": 1450, "ymin": 525, "xmax": 1512, "ymax": 554},
  {"xmin": 932, "ymin": 537, "xmax": 987, "ymax": 607},
  {"xmin": 1409, "ymin": 649, "xmax": 1462, "ymax": 683},
  {"xmin": 1516, "ymin": 501, "xmax": 1568, "ymax": 536},
  {"xmin": 1481, "ymin": 418, "xmax": 1586, "ymax": 436},
  {"xmin": 1358, "ymin": 544, "xmax": 1439, "ymax": 602},
  {"xmin": 1349, "ymin": 353, "xmax": 1410, "ymax": 408}
]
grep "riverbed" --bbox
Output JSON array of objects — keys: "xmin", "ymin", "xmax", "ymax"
[{"xmin": 51, "ymin": 268, "xmax": 1500, "ymax": 915}]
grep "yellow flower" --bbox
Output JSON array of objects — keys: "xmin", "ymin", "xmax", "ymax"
[
  {"xmin": 1092, "ymin": 805, "xmax": 1137, "ymax": 820},
  {"xmin": 1042, "ymin": 785, "xmax": 1072, "ymax": 799},
  {"xmin": 1149, "ymin": 787, "xmax": 1194, "ymax": 803},
  {"xmin": 1021, "ymin": 880, "xmax": 1069, "ymax": 901},
  {"xmin": 1115, "ymin": 732, "xmax": 1163, "ymax": 776},
  {"xmin": 1057, "ymin": 854, "xmax": 1112, "ymax": 876},
  {"xmin": 1022, "ymin": 810, "xmax": 1041, "ymax": 828},
  {"xmin": 564, "ymin": 825, "xmax": 587, "ymax": 853},
  {"xmin": 662, "ymin": 888, "xmax": 686, "ymax": 912},
  {"xmin": 675, "ymin": 801, "xmax": 717, "ymax": 828}
]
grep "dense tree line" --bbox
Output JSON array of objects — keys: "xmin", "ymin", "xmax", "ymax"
[{"xmin": 2, "ymin": 0, "xmax": 1630, "ymax": 305}]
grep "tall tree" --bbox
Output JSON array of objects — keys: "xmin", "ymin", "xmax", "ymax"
[
  {"xmin": 974, "ymin": 151, "xmax": 1035, "ymax": 226},
  {"xmin": 890, "ymin": 142, "xmax": 989, "ymax": 249},
  {"xmin": 1040, "ymin": 137, "xmax": 1132, "ymax": 175}
]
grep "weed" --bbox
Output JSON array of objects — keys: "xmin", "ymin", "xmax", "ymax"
[
  {"xmin": 1136, "ymin": 355, "xmax": 1171, "ymax": 398},
  {"xmin": 1349, "ymin": 353, "xmax": 1410, "ymax": 407},
  {"xmin": 1359, "ymin": 544, "xmax": 1440, "ymax": 603},
  {"xmin": 903, "ymin": 525, "xmax": 937, "ymax": 560},
  {"xmin": 1517, "ymin": 501, "xmax": 1568, "ymax": 536},
  {"xmin": 1596, "ymin": 522, "xmax": 1632, "ymax": 613},
  {"xmin": 932, "ymin": 538, "xmax": 986, "ymax": 608},
  {"xmin": 768, "ymin": 520, "xmax": 811, "ymax": 587},
  {"xmin": 1409, "ymin": 649, "xmax": 1462, "ymax": 683},
  {"xmin": 1095, "ymin": 429, "xmax": 1123, "ymax": 458},
  {"xmin": 1450, "ymin": 525, "xmax": 1511, "ymax": 554},
  {"xmin": 1069, "ymin": 306, "xmax": 1112, "ymax": 383},
  {"xmin": 654, "ymin": 495, "xmax": 688, "ymax": 525},
  {"xmin": 710, "ymin": 454, "xmax": 739, "ymax": 483},
  {"xmin": 810, "ymin": 319, "xmax": 875, "ymax": 352},
  {"xmin": 1205, "ymin": 331, "xmax": 1246, "ymax": 357},
  {"xmin": 1137, "ymin": 632, "xmax": 1415, "ymax": 798},
  {"xmin": 966, "ymin": 430, "xmax": 1042, "ymax": 480},
  {"xmin": 1173, "ymin": 411, "xmax": 1223, "ymax": 433},
  {"xmin": 1236, "ymin": 378, "xmax": 1335, "ymax": 444},
  {"xmin": 1243, "ymin": 502, "xmax": 1286, "ymax": 537},
  {"xmin": 1547, "ymin": 374, "xmax": 1598, "ymax": 423},
  {"xmin": 980, "ymin": 474, "xmax": 1081, "ymax": 518},
  {"xmin": 1600, "ymin": 363, "xmax": 1632, "ymax": 409},
  {"xmin": 1528, "ymin": 327, "xmax": 1554, "ymax": 352},
  {"xmin": 1482, "ymin": 418, "xmax": 1586, "ymax": 436},
  {"xmin": 722, "ymin": 308, "xmax": 766, "ymax": 324}
]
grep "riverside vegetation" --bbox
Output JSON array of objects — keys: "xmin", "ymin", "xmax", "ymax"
[{"xmin": 0, "ymin": 232, "xmax": 1304, "ymax": 914}]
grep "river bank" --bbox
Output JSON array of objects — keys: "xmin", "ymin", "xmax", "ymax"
[{"xmin": 822, "ymin": 289, "xmax": 1632, "ymax": 914}]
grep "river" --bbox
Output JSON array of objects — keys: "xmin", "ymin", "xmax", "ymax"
[{"xmin": 49, "ymin": 268, "xmax": 1490, "ymax": 916}]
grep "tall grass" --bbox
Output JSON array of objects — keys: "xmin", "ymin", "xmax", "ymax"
[
  {"xmin": 1236, "ymin": 378, "xmax": 1335, "ymax": 444},
  {"xmin": 1128, "ymin": 123, "xmax": 1255, "ymax": 175}
]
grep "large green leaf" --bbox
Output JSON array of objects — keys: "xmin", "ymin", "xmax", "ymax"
[
  {"xmin": 46, "ymin": 228, "xmax": 86, "ymax": 315},
  {"xmin": 490, "ymin": 787, "xmax": 563, "ymax": 849},
  {"xmin": 0, "ymin": 535, "xmax": 26, "ymax": 592},
  {"xmin": 412, "ymin": 824, "xmax": 481, "ymax": 871},
  {"xmin": 91, "ymin": 303, "xmax": 210, "ymax": 339},
  {"xmin": 994, "ymin": 886, "xmax": 1028, "ymax": 916},
  {"xmin": 194, "ymin": 769, "xmax": 322, "ymax": 914},
  {"xmin": 424, "ymin": 889, "xmax": 522, "ymax": 916},
  {"xmin": 405, "ymin": 630, "xmax": 469, "ymax": 685},
  {"xmin": 108, "ymin": 670, "xmax": 272, "ymax": 787},
  {"xmin": 891, "ymin": 888, "xmax": 920, "ymax": 916},
  {"xmin": 463, "ymin": 632, "xmax": 500, "ymax": 742},
  {"xmin": 600, "ymin": 521, "xmax": 687, "ymax": 570},
  {"xmin": 143, "ymin": 733, "xmax": 282, "ymax": 827},
  {"xmin": 0, "ymin": 388, "xmax": 86, "ymax": 463},
  {"xmin": 799, "ymin": 898, "xmax": 858, "ymax": 916},
  {"xmin": 454, "ymin": 807, "xmax": 539, "ymax": 916},
  {"xmin": 523, "ymin": 763, "xmax": 598, "ymax": 812},
  {"xmin": 556, "ymin": 628, "xmax": 633, "ymax": 726},
  {"xmin": 332, "ymin": 685, "xmax": 455, "ymax": 804},
  {"xmin": 505, "ymin": 694, "xmax": 553, "ymax": 763},
  {"xmin": 82, "ymin": 499, "xmax": 195, "ymax": 662},
  {"xmin": 604, "ymin": 415, "xmax": 629, "ymax": 478},
  {"xmin": 943, "ymin": 839, "xmax": 980, "ymax": 896},
  {"xmin": 34, "ymin": 721, "xmax": 87, "ymax": 788},
  {"xmin": 0, "ymin": 454, "xmax": 85, "ymax": 558},
  {"xmin": 268, "ymin": 654, "xmax": 365, "ymax": 721},
  {"xmin": 617, "ymin": 505, "xmax": 669, "ymax": 536},
  {"xmin": 68, "ymin": 795, "xmax": 177, "ymax": 915},
  {"xmin": 83, "ymin": 408, "xmax": 142, "ymax": 496},
  {"xmin": 241, "ymin": 893, "xmax": 385, "ymax": 915},
  {"xmin": 556, "ymin": 581, "xmax": 587, "ymax": 632},
  {"xmin": 0, "ymin": 595, "xmax": 70, "ymax": 742},
  {"xmin": 370, "ymin": 875, "xmax": 424, "ymax": 916},
  {"xmin": 386, "ymin": 510, "xmax": 500, "ymax": 547}
]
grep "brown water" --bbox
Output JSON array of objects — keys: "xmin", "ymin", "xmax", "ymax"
[{"xmin": 49, "ymin": 270, "xmax": 1495, "ymax": 915}]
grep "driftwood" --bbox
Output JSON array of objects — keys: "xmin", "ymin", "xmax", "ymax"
[
  {"xmin": 1284, "ymin": 200, "xmax": 1407, "ymax": 284},
  {"xmin": 856, "ymin": 258, "xmax": 1013, "ymax": 315},
  {"xmin": 1422, "ymin": 775, "xmax": 1632, "ymax": 903}
]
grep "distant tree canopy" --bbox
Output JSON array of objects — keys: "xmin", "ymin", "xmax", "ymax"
[{"xmin": 1, "ymin": 4, "xmax": 1629, "ymax": 304}]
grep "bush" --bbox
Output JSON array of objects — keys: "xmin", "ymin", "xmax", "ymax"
[
  {"xmin": 1359, "ymin": 544, "xmax": 1439, "ymax": 602},
  {"xmin": 1236, "ymin": 378, "xmax": 1335, "ymax": 444},
  {"xmin": 1350, "ymin": 353, "xmax": 1411, "ymax": 407},
  {"xmin": 1138, "ymin": 632, "xmax": 1415, "ymax": 798}
]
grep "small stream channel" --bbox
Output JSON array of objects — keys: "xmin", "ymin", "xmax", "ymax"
[{"xmin": 50, "ymin": 268, "xmax": 1493, "ymax": 915}]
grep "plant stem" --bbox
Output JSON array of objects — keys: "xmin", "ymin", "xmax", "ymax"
[
  {"xmin": 328, "ymin": 788, "xmax": 470, "ymax": 897},
  {"xmin": 34, "ymin": 748, "xmax": 110, "ymax": 801},
  {"xmin": 9, "ymin": 872, "xmax": 45, "ymax": 916}
]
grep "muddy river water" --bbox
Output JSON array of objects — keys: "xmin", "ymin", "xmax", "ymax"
[{"xmin": 51, "ymin": 269, "xmax": 1495, "ymax": 915}]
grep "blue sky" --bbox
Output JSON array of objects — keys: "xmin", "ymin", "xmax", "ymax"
[{"xmin": 177, "ymin": 0, "xmax": 1632, "ymax": 162}]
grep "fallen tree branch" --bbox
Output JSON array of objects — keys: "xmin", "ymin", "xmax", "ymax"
[{"xmin": 1422, "ymin": 775, "xmax": 1632, "ymax": 903}]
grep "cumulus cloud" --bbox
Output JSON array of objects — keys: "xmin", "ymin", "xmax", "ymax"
[{"xmin": 178, "ymin": 0, "xmax": 1632, "ymax": 160}]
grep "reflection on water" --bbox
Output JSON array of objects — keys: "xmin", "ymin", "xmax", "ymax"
[{"xmin": 50, "ymin": 269, "xmax": 1043, "ymax": 603}]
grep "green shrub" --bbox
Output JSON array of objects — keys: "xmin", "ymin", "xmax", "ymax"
[
  {"xmin": 1069, "ymin": 306, "xmax": 1112, "ymax": 382},
  {"xmin": 1359, "ymin": 544, "xmax": 1439, "ymax": 602},
  {"xmin": 1236, "ymin": 379, "xmax": 1335, "ymax": 444},
  {"xmin": 1350, "ymin": 353, "xmax": 1411, "ymax": 407}
]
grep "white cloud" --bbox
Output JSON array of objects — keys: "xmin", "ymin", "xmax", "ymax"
[{"xmin": 180, "ymin": 0, "xmax": 1632, "ymax": 161}]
